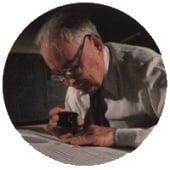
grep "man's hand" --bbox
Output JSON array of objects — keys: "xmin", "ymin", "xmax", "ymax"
[
  {"xmin": 44, "ymin": 107, "xmax": 84, "ymax": 137},
  {"xmin": 59, "ymin": 124, "xmax": 116, "ymax": 147}
]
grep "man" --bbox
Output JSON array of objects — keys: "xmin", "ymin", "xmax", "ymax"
[{"xmin": 36, "ymin": 13, "xmax": 166, "ymax": 148}]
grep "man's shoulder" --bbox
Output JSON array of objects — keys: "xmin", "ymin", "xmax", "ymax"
[
  {"xmin": 104, "ymin": 42, "xmax": 161, "ymax": 61},
  {"xmin": 105, "ymin": 42, "xmax": 159, "ymax": 54}
]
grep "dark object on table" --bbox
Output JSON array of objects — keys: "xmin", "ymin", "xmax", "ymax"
[{"xmin": 58, "ymin": 112, "xmax": 78, "ymax": 128}]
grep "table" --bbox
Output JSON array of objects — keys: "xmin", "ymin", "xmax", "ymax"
[{"xmin": 17, "ymin": 125, "xmax": 132, "ymax": 165}]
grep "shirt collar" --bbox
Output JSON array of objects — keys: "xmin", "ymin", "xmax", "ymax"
[{"xmin": 103, "ymin": 45, "xmax": 110, "ymax": 76}]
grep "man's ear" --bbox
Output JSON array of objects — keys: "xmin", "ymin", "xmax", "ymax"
[{"xmin": 90, "ymin": 33, "xmax": 103, "ymax": 51}]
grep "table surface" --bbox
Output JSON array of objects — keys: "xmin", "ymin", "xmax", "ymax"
[{"xmin": 17, "ymin": 124, "xmax": 133, "ymax": 165}]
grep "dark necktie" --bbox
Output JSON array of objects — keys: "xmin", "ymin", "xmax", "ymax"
[{"xmin": 84, "ymin": 88, "xmax": 109, "ymax": 127}]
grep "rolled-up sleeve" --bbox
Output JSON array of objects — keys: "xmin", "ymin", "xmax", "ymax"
[{"xmin": 114, "ymin": 127, "xmax": 153, "ymax": 148}]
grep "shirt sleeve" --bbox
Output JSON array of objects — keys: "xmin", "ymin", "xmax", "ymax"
[
  {"xmin": 143, "ymin": 52, "xmax": 167, "ymax": 118},
  {"xmin": 64, "ymin": 86, "xmax": 90, "ymax": 119},
  {"xmin": 114, "ymin": 49, "xmax": 167, "ymax": 148},
  {"xmin": 114, "ymin": 127, "xmax": 153, "ymax": 148}
]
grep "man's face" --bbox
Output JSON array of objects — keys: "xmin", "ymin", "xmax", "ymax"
[{"xmin": 40, "ymin": 34, "xmax": 105, "ymax": 94}]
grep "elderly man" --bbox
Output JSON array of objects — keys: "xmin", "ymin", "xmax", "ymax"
[{"xmin": 36, "ymin": 13, "xmax": 166, "ymax": 148}]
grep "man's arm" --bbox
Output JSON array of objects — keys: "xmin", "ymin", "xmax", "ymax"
[{"xmin": 114, "ymin": 50, "xmax": 167, "ymax": 148}]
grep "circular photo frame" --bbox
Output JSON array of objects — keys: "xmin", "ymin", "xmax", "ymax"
[{"xmin": 2, "ymin": 2, "xmax": 167, "ymax": 166}]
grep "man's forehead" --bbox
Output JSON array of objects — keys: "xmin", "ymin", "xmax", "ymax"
[
  {"xmin": 57, "ymin": 39, "xmax": 79, "ymax": 60},
  {"xmin": 40, "ymin": 40, "xmax": 79, "ymax": 70}
]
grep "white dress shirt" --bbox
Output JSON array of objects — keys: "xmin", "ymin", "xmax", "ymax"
[{"xmin": 64, "ymin": 42, "xmax": 167, "ymax": 148}]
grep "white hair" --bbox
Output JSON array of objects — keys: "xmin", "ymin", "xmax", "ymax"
[{"xmin": 36, "ymin": 13, "xmax": 98, "ymax": 50}]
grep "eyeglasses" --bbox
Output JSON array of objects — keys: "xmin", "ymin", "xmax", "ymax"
[{"xmin": 51, "ymin": 34, "xmax": 91, "ymax": 82}]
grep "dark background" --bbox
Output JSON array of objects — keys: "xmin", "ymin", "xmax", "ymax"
[{"xmin": 3, "ymin": 3, "xmax": 160, "ymax": 126}]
